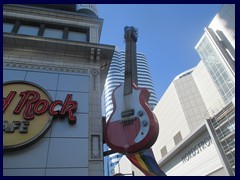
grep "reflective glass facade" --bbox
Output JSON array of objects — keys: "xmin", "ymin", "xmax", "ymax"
[{"xmin": 196, "ymin": 35, "xmax": 235, "ymax": 104}]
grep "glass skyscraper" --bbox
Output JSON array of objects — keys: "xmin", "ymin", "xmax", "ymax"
[{"xmin": 195, "ymin": 29, "xmax": 235, "ymax": 104}]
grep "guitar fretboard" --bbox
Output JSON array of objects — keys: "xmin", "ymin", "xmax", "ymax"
[
  {"xmin": 124, "ymin": 27, "xmax": 138, "ymax": 96},
  {"xmin": 124, "ymin": 46, "xmax": 132, "ymax": 95}
]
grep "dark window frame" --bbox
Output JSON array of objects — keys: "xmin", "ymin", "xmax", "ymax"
[{"xmin": 3, "ymin": 18, "xmax": 90, "ymax": 42}]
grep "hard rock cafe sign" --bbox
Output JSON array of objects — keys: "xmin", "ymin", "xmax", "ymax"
[{"xmin": 3, "ymin": 81, "xmax": 78, "ymax": 152}]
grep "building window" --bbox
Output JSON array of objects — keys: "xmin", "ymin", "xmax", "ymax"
[
  {"xmin": 43, "ymin": 28, "xmax": 63, "ymax": 39},
  {"xmin": 196, "ymin": 35, "xmax": 235, "ymax": 103},
  {"xmin": 3, "ymin": 22, "xmax": 14, "ymax": 33},
  {"xmin": 68, "ymin": 31, "xmax": 87, "ymax": 42},
  {"xmin": 160, "ymin": 146, "xmax": 167, "ymax": 157},
  {"xmin": 173, "ymin": 131, "xmax": 182, "ymax": 145},
  {"xmin": 17, "ymin": 25, "xmax": 39, "ymax": 36}
]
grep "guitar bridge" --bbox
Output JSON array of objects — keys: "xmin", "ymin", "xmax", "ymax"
[{"xmin": 121, "ymin": 117, "xmax": 136, "ymax": 126}]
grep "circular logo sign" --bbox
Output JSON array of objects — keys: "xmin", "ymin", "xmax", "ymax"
[{"xmin": 3, "ymin": 81, "xmax": 53, "ymax": 152}]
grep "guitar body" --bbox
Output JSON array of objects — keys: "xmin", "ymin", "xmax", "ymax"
[{"xmin": 105, "ymin": 83, "xmax": 159, "ymax": 154}]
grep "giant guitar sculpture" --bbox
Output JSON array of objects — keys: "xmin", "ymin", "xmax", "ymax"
[{"xmin": 105, "ymin": 26, "xmax": 159, "ymax": 154}]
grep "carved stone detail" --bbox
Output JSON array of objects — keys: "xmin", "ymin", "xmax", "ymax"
[
  {"xmin": 3, "ymin": 61, "xmax": 89, "ymax": 74},
  {"xmin": 90, "ymin": 69, "xmax": 99, "ymax": 77},
  {"xmin": 91, "ymin": 69, "xmax": 99, "ymax": 91},
  {"xmin": 89, "ymin": 48, "xmax": 101, "ymax": 63}
]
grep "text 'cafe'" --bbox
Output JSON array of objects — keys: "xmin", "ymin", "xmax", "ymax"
[{"xmin": 3, "ymin": 4, "xmax": 115, "ymax": 176}]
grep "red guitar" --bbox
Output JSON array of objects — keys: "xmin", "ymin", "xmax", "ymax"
[{"xmin": 105, "ymin": 26, "xmax": 159, "ymax": 154}]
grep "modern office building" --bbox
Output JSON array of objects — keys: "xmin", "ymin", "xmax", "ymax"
[
  {"xmin": 103, "ymin": 49, "xmax": 158, "ymax": 175},
  {"xmin": 152, "ymin": 67, "xmax": 235, "ymax": 176},
  {"xmin": 112, "ymin": 4, "xmax": 235, "ymax": 176},
  {"xmin": 151, "ymin": 4, "xmax": 235, "ymax": 176},
  {"xmin": 3, "ymin": 4, "xmax": 115, "ymax": 176}
]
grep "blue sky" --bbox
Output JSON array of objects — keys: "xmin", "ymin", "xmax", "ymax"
[{"xmin": 98, "ymin": 4, "xmax": 222, "ymax": 100}]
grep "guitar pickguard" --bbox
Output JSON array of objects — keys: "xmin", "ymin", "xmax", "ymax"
[{"xmin": 110, "ymin": 83, "xmax": 150, "ymax": 143}]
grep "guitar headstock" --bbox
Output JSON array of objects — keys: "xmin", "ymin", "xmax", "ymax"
[{"xmin": 124, "ymin": 26, "xmax": 138, "ymax": 42}]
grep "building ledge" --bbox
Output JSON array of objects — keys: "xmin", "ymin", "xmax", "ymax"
[
  {"xmin": 4, "ymin": 33, "xmax": 115, "ymax": 59},
  {"xmin": 3, "ymin": 33, "xmax": 115, "ymax": 92}
]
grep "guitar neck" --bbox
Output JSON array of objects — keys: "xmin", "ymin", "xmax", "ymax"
[
  {"xmin": 124, "ymin": 52, "xmax": 132, "ymax": 95},
  {"xmin": 124, "ymin": 27, "xmax": 138, "ymax": 96}
]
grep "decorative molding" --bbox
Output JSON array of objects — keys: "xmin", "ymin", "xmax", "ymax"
[
  {"xmin": 90, "ymin": 48, "xmax": 95, "ymax": 61},
  {"xmin": 90, "ymin": 68, "xmax": 99, "ymax": 77},
  {"xmin": 3, "ymin": 60, "xmax": 89, "ymax": 74},
  {"xmin": 91, "ymin": 134, "xmax": 101, "ymax": 159},
  {"xmin": 91, "ymin": 68, "xmax": 99, "ymax": 91},
  {"xmin": 89, "ymin": 48, "xmax": 101, "ymax": 63}
]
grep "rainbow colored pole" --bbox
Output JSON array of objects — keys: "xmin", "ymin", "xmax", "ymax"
[{"xmin": 127, "ymin": 148, "xmax": 166, "ymax": 176}]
